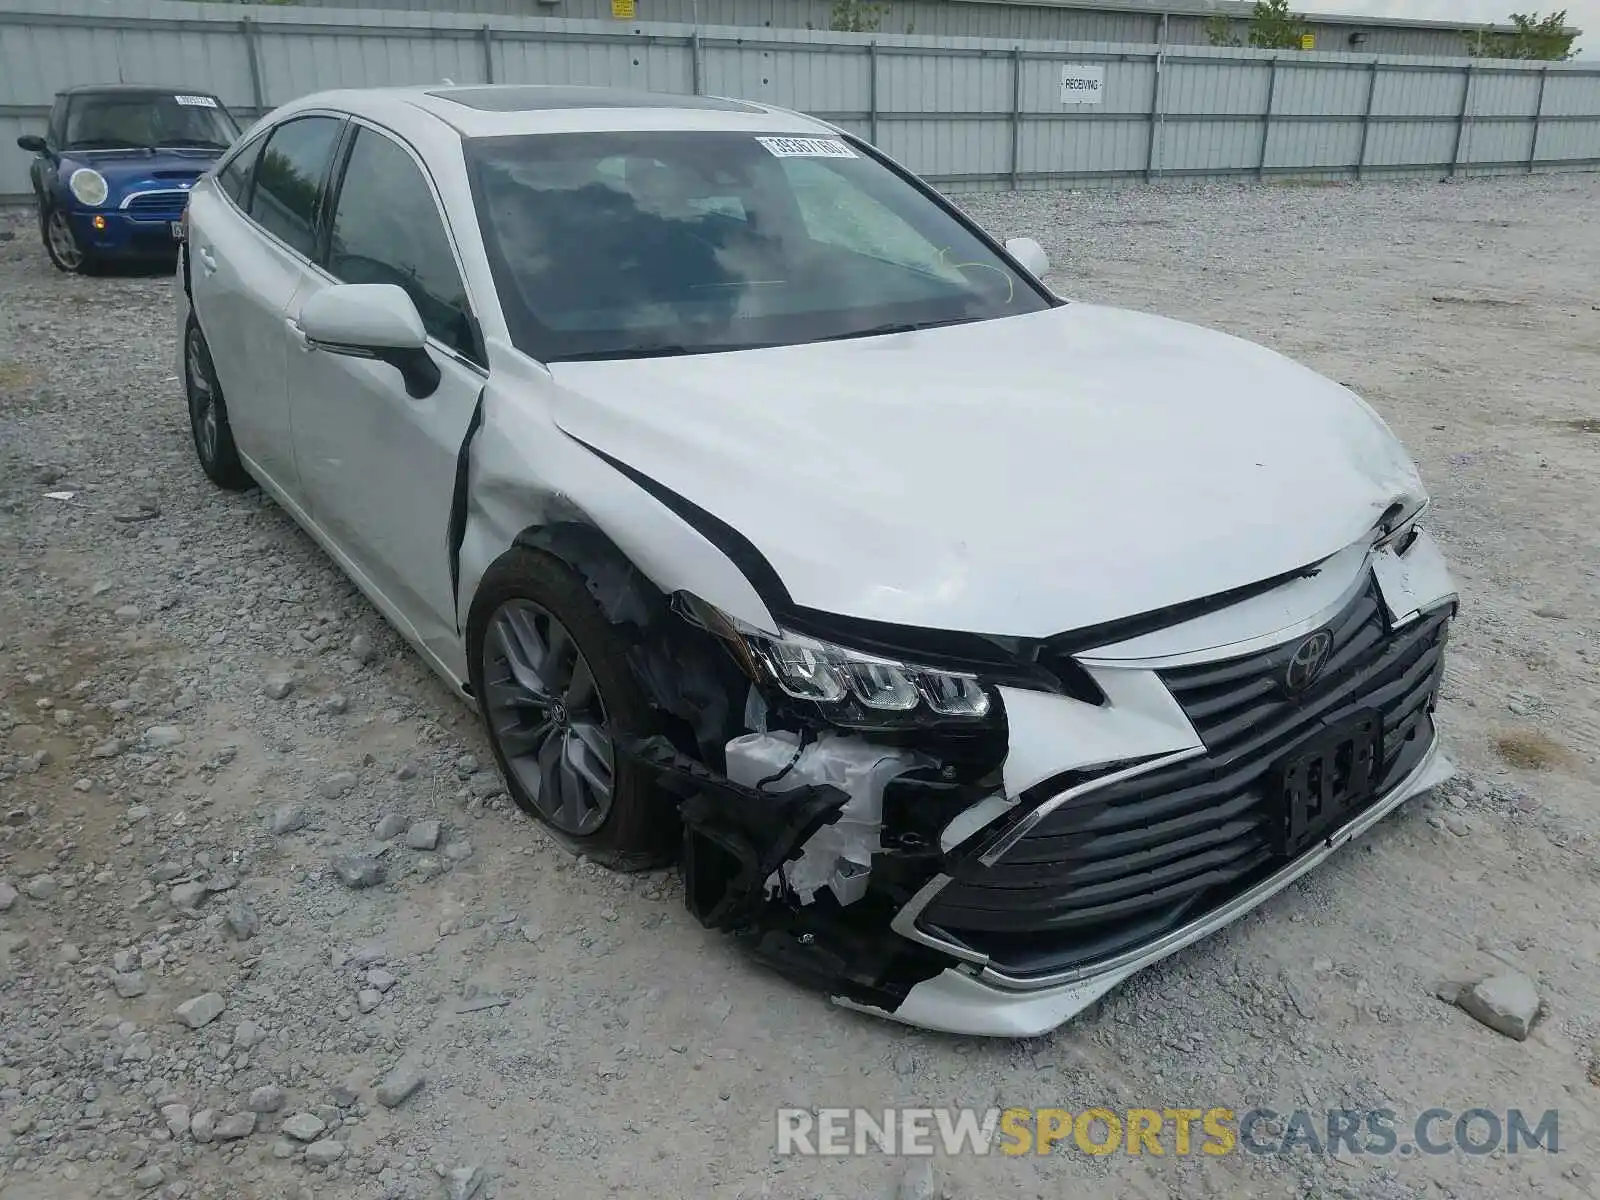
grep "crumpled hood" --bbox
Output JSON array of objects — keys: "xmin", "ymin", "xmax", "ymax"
[{"xmin": 548, "ymin": 304, "xmax": 1424, "ymax": 639}]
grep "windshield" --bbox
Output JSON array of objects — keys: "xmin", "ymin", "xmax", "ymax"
[
  {"xmin": 64, "ymin": 93, "xmax": 239, "ymax": 151},
  {"xmin": 465, "ymin": 130, "xmax": 1052, "ymax": 361}
]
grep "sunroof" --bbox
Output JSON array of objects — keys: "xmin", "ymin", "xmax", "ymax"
[{"xmin": 427, "ymin": 85, "xmax": 764, "ymax": 114}]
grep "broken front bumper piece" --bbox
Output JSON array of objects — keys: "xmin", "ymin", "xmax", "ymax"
[
  {"xmin": 844, "ymin": 739, "xmax": 1453, "ymax": 1037},
  {"xmin": 635, "ymin": 534, "xmax": 1458, "ymax": 1039}
]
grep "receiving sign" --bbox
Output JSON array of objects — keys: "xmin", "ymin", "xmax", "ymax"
[{"xmin": 1059, "ymin": 64, "xmax": 1106, "ymax": 105}]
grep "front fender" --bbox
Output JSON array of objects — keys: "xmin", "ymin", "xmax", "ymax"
[{"xmin": 454, "ymin": 357, "xmax": 780, "ymax": 676}]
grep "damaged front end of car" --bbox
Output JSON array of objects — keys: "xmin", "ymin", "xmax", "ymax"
[
  {"xmin": 566, "ymin": 577, "xmax": 1026, "ymax": 1016},
  {"xmin": 451, "ymin": 351, "xmax": 1457, "ymax": 1037},
  {"xmin": 580, "ymin": 520, "xmax": 1457, "ymax": 1038}
]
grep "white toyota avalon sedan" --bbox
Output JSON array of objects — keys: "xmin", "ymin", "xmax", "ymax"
[{"xmin": 176, "ymin": 83, "xmax": 1457, "ymax": 1037}]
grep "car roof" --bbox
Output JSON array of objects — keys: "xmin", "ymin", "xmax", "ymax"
[
  {"xmin": 57, "ymin": 84, "xmax": 222, "ymax": 98},
  {"xmin": 273, "ymin": 84, "xmax": 837, "ymax": 140}
]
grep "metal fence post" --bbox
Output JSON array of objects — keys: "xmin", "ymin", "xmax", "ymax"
[
  {"xmin": 1009, "ymin": 46, "xmax": 1023, "ymax": 191},
  {"xmin": 867, "ymin": 41, "xmax": 878, "ymax": 144},
  {"xmin": 240, "ymin": 17, "xmax": 265, "ymax": 114},
  {"xmin": 1355, "ymin": 58, "xmax": 1378, "ymax": 180},
  {"xmin": 691, "ymin": 29, "xmax": 703, "ymax": 94},
  {"xmin": 480, "ymin": 25, "xmax": 495, "ymax": 84},
  {"xmin": 1257, "ymin": 56, "xmax": 1278, "ymax": 180},
  {"xmin": 1145, "ymin": 13, "xmax": 1168, "ymax": 182},
  {"xmin": 1528, "ymin": 65, "xmax": 1549, "ymax": 173},
  {"xmin": 1450, "ymin": 63, "xmax": 1473, "ymax": 177}
]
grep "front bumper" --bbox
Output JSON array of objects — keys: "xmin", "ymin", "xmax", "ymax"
[
  {"xmin": 828, "ymin": 533, "xmax": 1456, "ymax": 1035},
  {"xmin": 838, "ymin": 734, "xmax": 1452, "ymax": 1037},
  {"xmin": 70, "ymin": 209, "xmax": 184, "ymax": 258},
  {"xmin": 661, "ymin": 531, "xmax": 1456, "ymax": 1037}
]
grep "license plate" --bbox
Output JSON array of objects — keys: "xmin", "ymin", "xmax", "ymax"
[
  {"xmin": 1272, "ymin": 711, "xmax": 1381, "ymax": 857},
  {"xmin": 171, "ymin": 221, "xmax": 184, "ymax": 240}
]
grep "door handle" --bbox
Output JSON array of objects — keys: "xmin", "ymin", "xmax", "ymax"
[{"xmin": 196, "ymin": 246, "xmax": 217, "ymax": 275}]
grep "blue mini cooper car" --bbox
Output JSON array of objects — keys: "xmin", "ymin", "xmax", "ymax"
[{"xmin": 17, "ymin": 84, "xmax": 242, "ymax": 273}]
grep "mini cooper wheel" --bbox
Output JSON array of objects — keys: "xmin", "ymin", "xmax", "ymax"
[
  {"xmin": 183, "ymin": 318, "xmax": 253, "ymax": 491},
  {"xmin": 468, "ymin": 547, "xmax": 676, "ymax": 870},
  {"xmin": 41, "ymin": 206, "xmax": 92, "ymax": 274}
]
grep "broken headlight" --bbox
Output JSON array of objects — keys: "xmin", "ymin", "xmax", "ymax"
[
  {"xmin": 678, "ymin": 597, "xmax": 993, "ymax": 726},
  {"xmin": 1374, "ymin": 497, "xmax": 1428, "ymax": 554}
]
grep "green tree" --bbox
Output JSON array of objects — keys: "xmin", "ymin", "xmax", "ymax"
[
  {"xmin": 1247, "ymin": 0, "xmax": 1311, "ymax": 50},
  {"xmin": 1465, "ymin": 11, "xmax": 1578, "ymax": 59},
  {"xmin": 829, "ymin": 0, "xmax": 886, "ymax": 32},
  {"xmin": 1204, "ymin": 13, "xmax": 1242, "ymax": 47}
]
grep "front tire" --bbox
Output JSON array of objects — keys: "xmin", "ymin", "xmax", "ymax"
[
  {"xmin": 41, "ymin": 205, "xmax": 93, "ymax": 274},
  {"xmin": 183, "ymin": 317, "xmax": 252, "ymax": 491},
  {"xmin": 467, "ymin": 547, "xmax": 677, "ymax": 871}
]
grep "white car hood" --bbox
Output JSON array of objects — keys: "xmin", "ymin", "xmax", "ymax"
[{"xmin": 547, "ymin": 304, "xmax": 1424, "ymax": 639}]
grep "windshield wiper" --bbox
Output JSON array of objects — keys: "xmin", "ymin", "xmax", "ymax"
[
  {"xmin": 65, "ymin": 139, "xmax": 153, "ymax": 152},
  {"xmin": 551, "ymin": 340, "xmax": 776, "ymax": 362},
  {"xmin": 159, "ymin": 138, "xmax": 232, "ymax": 150},
  {"xmin": 807, "ymin": 316, "xmax": 985, "ymax": 345}
]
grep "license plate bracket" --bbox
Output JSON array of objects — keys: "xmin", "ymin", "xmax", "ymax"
[{"xmin": 1272, "ymin": 711, "xmax": 1382, "ymax": 857}]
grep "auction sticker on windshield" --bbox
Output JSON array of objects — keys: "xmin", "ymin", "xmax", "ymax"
[
  {"xmin": 756, "ymin": 136, "xmax": 857, "ymax": 159},
  {"xmin": 175, "ymin": 94, "xmax": 218, "ymax": 107}
]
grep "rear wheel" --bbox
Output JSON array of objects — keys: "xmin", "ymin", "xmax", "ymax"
[
  {"xmin": 183, "ymin": 318, "xmax": 252, "ymax": 491},
  {"xmin": 41, "ymin": 206, "xmax": 92, "ymax": 274},
  {"xmin": 467, "ymin": 547, "xmax": 676, "ymax": 870}
]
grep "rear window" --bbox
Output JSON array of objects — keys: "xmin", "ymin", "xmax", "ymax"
[
  {"xmin": 248, "ymin": 116, "xmax": 343, "ymax": 259},
  {"xmin": 218, "ymin": 132, "xmax": 266, "ymax": 207}
]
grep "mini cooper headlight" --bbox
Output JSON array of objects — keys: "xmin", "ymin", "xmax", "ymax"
[
  {"xmin": 679, "ymin": 596, "xmax": 993, "ymax": 724},
  {"xmin": 68, "ymin": 167, "xmax": 109, "ymax": 208}
]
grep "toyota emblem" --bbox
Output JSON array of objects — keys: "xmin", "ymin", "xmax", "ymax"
[{"xmin": 1284, "ymin": 630, "xmax": 1334, "ymax": 693}]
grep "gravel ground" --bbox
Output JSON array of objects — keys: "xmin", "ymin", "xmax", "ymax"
[{"xmin": 1, "ymin": 172, "xmax": 1598, "ymax": 1200}]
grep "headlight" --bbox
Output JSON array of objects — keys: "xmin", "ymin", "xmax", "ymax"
[
  {"xmin": 680, "ymin": 597, "xmax": 992, "ymax": 724},
  {"xmin": 68, "ymin": 167, "xmax": 109, "ymax": 207},
  {"xmin": 1374, "ymin": 497, "xmax": 1428, "ymax": 553}
]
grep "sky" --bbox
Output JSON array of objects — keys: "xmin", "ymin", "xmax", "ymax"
[{"xmin": 1308, "ymin": 0, "xmax": 1593, "ymax": 53}]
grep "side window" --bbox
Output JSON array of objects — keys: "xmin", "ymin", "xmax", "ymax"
[
  {"xmin": 47, "ymin": 98, "xmax": 66, "ymax": 148},
  {"xmin": 217, "ymin": 132, "xmax": 265, "ymax": 207},
  {"xmin": 248, "ymin": 116, "xmax": 342, "ymax": 259},
  {"xmin": 780, "ymin": 157, "xmax": 964, "ymax": 283},
  {"xmin": 326, "ymin": 127, "xmax": 477, "ymax": 362}
]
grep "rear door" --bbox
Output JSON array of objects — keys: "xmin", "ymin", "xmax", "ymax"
[
  {"xmin": 186, "ymin": 113, "xmax": 344, "ymax": 500},
  {"xmin": 283, "ymin": 121, "xmax": 488, "ymax": 664}
]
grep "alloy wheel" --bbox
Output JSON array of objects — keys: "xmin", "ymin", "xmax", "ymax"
[
  {"xmin": 185, "ymin": 326, "xmax": 219, "ymax": 463},
  {"xmin": 482, "ymin": 598, "xmax": 616, "ymax": 836},
  {"xmin": 46, "ymin": 210, "xmax": 84, "ymax": 271}
]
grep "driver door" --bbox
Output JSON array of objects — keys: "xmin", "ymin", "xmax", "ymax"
[{"xmin": 283, "ymin": 122, "xmax": 487, "ymax": 667}]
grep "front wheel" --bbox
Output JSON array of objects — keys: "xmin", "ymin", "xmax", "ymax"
[
  {"xmin": 467, "ymin": 547, "xmax": 677, "ymax": 871},
  {"xmin": 41, "ymin": 206, "xmax": 92, "ymax": 274}
]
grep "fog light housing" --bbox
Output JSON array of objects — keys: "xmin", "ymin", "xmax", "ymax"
[{"xmin": 91, "ymin": 214, "xmax": 107, "ymax": 231}]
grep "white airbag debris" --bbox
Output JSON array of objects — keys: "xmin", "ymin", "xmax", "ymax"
[{"xmin": 724, "ymin": 731, "xmax": 929, "ymax": 906}]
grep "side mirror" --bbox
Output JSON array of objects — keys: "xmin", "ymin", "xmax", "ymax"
[
  {"xmin": 1005, "ymin": 236, "xmax": 1050, "ymax": 281},
  {"xmin": 298, "ymin": 283, "xmax": 440, "ymax": 399},
  {"xmin": 16, "ymin": 134, "xmax": 48, "ymax": 154}
]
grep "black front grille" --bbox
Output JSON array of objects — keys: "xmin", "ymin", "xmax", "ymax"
[{"xmin": 919, "ymin": 579, "xmax": 1449, "ymax": 977}]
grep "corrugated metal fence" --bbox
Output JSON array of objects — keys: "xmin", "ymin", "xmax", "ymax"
[{"xmin": 4, "ymin": 0, "xmax": 1599, "ymax": 203}]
